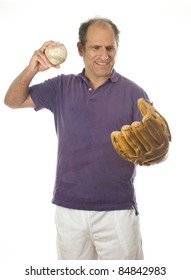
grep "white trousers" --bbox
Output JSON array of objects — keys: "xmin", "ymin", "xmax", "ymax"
[{"xmin": 55, "ymin": 206, "xmax": 144, "ymax": 260}]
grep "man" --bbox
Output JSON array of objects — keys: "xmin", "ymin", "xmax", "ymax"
[{"xmin": 4, "ymin": 17, "xmax": 149, "ymax": 259}]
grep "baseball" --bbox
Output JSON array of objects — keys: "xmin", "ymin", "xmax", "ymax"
[{"xmin": 45, "ymin": 43, "xmax": 67, "ymax": 65}]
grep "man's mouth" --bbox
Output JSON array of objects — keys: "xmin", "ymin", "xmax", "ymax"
[{"xmin": 95, "ymin": 61, "xmax": 109, "ymax": 66}]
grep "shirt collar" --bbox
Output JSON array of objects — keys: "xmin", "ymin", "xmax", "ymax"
[
  {"xmin": 78, "ymin": 69, "xmax": 119, "ymax": 83},
  {"xmin": 109, "ymin": 69, "xmax": 119, "ymax": 83}
]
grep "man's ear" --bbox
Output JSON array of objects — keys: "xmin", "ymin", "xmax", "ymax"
[{"xmin": 77, "ymin": 42, "xmax": 84, "ymax": 56}]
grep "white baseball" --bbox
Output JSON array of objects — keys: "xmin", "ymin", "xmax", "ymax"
[{"xmin": 45, "ymin": 43, "xmax": 67, "ymax": 65}]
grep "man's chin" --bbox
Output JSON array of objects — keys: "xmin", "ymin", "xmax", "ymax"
[{"xmin": 95, "ymin": 68, "xmax": 113, "ymax": 77}]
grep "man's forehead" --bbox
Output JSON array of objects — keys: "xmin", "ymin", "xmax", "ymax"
[
  {"xmin": 87, "ymin": 21, "xmax": 114, "ymax": 32},
  {"xmin": 86, "ymin": 22, "xmax": 116, "ymax": 44}
]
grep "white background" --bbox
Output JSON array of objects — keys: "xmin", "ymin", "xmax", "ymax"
[{"xmin": 0, "ymin": 0, "xmax": 191, "ymax": 278}]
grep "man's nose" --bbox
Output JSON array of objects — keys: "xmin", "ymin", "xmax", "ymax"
[{"xmin": 99, "ymin": 47, "xmax": 109, "ymax": 60}]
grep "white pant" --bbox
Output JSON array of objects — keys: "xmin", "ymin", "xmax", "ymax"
[{"xmin": 55, "ymin": 206, "xmax": 144, "ymax": 260}]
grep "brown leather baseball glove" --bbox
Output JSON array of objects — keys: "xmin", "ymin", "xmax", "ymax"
[{"xmin": 111, "ymin": 98, "xmax": 171, "ymax": 166}]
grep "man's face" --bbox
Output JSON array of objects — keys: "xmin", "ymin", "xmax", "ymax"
[{"xmin": 78, "ymin": 22, "xmax": 118, "ymax": 82}]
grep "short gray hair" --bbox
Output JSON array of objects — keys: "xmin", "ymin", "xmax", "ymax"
[{"xmin": 78, "ymin": 17, "xmax": 120, "ymax": 47}]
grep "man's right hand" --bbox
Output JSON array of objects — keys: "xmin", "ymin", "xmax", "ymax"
[{"xmin": 28, "ymin": 41, "xmax": 61, "ymax": 74}]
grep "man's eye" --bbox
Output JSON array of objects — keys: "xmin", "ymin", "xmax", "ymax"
[{"xmin": 107, "ymin": 47, "xmax": 114, "ymax": 51}]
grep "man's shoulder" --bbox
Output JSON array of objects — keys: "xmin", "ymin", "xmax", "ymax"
[{"xmin": 116, "ymin": 72, "xmax": 143, "ymax": 90}]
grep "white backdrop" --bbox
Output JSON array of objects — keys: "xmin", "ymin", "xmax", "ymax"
[{"xmin": 0, "ymin": 0, "xmax": 191, "ymax": 278}]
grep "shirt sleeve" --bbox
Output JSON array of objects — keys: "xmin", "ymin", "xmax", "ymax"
[{"xmin": 29, "ymin": 78, "xmax": 57, "ymax": 113}]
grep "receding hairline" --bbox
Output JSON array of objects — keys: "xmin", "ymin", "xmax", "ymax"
[
  {"xmin": 78, "ymin": 17, "xmax": 120, "ymax": 47},
  {"xmin": 89, "ymin": 18, "xmax": 114, "ymax": 28}
]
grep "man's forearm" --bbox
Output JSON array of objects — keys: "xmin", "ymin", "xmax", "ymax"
[{"xmin": 4, "ymin": 66, "xmax": 36, "ymax": 108}]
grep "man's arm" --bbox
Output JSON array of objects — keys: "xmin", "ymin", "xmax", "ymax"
[
  {"xmin": 4, "ymin": 66, "xmax": 37, "ymax": 109},
  {"xmin": 4, "ymin": 41, "xmax": 59, "ymax": 109}
]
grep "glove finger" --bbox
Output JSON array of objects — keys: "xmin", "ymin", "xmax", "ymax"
[
  {"xmin": 130, "ymin": 121, "xmax": 159, "ymax": 150},
  {"xmin": 121, "ymin": 124, "xmax": 147, "ymax": 155},
  {"xmin": 111, "ymin": 131, "xmax": 136, "ymax": 160},
  {"xmin": 129, "ymin": 121, "xmax": 153, "ymax": 152}
]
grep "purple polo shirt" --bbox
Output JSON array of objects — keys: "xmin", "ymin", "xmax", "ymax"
[{"xmin": 29, "ymin": 69, "xmax": 148, "ymax": 211}]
